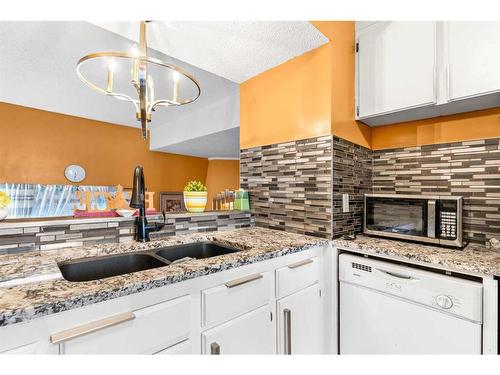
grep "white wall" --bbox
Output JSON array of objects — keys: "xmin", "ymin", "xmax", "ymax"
[{"xmin": 149, "ymin": 84, "xmax": 239, "ymax": 151}]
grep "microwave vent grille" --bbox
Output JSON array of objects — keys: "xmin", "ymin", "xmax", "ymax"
[{"xmin": 352, "ymin": 262, "xmax": 372, "ymax": 273}]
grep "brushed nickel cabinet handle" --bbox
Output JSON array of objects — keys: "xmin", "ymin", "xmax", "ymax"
[
  {"xmin": 287, "ymin": 259, "xmax": 314, "ymax": 269},
  {"xmin": 224, "ymin": 273, "xmax": 263, "ymax": 288},
  {"xmin": 283, "ymin": 309, "xmax": 291, "ymax": 355},
  {"xmin": 50, "ymin": 311, "xmax": 135, "ymax": 344},
  {"xmin": 210, "ymin": 342, "xmax": 220, "ymax": 355}
]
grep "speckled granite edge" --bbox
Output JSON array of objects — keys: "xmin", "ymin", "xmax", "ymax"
[
  {"xmin": 333, "ymin": 235, "xmax": 500, "ymax": 277},
  {"xmin": 0, "ymin": 228, "xmax": 328, "ymax": 327}
]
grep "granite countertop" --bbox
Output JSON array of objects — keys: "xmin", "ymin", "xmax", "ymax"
[
  {"xmin": 333, "ymin": 235, "xmax": 500, "ymax": 277},
  {"xmin": 0, "ymin": 227, "xmax": 327, "ymax": 327}
]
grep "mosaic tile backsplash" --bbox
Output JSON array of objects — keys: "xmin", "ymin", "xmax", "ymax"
[
  {"xmin": 372, "ymin": 138, "xmax": 500, "ymax": 245},
  {"xmin": 240, "ymin": 136, "xmax": 332, "ymax": 238},
  {"xmin": 0, "ymin": 211, "xmax": 254, "ymax": 255},
  {"xmin": 332, "ymin": 136, "xmax": 372, "ymax": 237},
  {"xmin": 241, "ymin": 134, "xmax": 499, "ymax": 245}
]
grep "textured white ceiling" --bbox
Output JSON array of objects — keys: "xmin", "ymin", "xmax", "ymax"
[
  {"xmin": 0, "ymin": 21, "xmax": 236, "ymax": 130},
  {"xmin": 91, "ymin": 21, "xmax": 328, "ymax": 83}
]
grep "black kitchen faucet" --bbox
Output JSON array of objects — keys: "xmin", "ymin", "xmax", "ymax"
[{"xmin": 129, "ymin": 165, "xmax": 166, "ymax": 242}]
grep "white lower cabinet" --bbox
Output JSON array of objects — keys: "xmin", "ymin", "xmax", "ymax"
[
  {"xmin": 0, "ymin": 245, "xmax": 329, "ymax": 355},
  {"xmin": 277, "ymin": 283, "xmax": 323, "ymax": 354},
  {"xmin": 276, "ymin": 257, "xmax": 319, "ymax": 298},
  {"xmin": 56, "ymin": 295, "xmax": 190, "ymax": 354},
  {"xmin": 202, "ymin": 271, "xmax": 271, "ymax": 328},
  {"xmin": 202, "ymin": 305, "xmax": 275, "ymax": 355}
]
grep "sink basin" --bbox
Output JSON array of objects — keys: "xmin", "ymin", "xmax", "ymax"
[
  {"xmin": 153, "ymin": 242, "xmax": 238, "ymax": 263},
  {"xmin": 58, "ymin": 242, "xmax": 239, "ymax": 282},
  {"xmin": 58, "ymin": 253, "xmax": 167, "ymax": 282}
]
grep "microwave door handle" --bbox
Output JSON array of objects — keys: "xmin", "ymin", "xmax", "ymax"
[{"xmin": 427, "ymin": 200, "xmax": 436, "ymax": 238}]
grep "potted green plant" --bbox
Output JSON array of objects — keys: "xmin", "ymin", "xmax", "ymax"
[
  {"xmin": 183, "ymin": 180, "xmax": 208, "ymax": 213},
  {"xmin": 0, "ymin": 191, "xmax": 10, "ymax": 221}
]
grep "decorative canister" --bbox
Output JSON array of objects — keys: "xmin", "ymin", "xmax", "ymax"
[{"xmin": 183, "ymin": 191, "xmax": 208, "ymax": 213}]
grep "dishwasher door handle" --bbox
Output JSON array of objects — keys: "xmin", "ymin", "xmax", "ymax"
[{"xmin": 375, "ymin": 268, "xmax": 420, "ymax": 282}]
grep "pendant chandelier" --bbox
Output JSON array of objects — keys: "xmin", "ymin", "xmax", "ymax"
[{"xmin": 76, "ymin": 21, "xmax": 201, "ymax": 140}]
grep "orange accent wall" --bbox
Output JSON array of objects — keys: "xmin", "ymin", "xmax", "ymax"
[
  {"xmin": 241, "ymin": 21, "xmax": 499, "ymax": 151},
  {"xmin": 240, "ymin": 44, "xmax": 332, "ymax": 149},
  {"xmin": 311, "ymin": 21, "xmax": 372, "ymax": 149},
  {"xmin": 240, "ymin": 21, "xmax": 372, "ymax": 150},
  {"xmin": 371, "ymin": 107, "xmax": 500, "ymax": 150},
  {"xmin": 0, "ymin": 102, "xmax": 209, "ymax": 209},
  {"xmin": 205, "ymin": 159, "xmax": 240, "ymax": 210}
]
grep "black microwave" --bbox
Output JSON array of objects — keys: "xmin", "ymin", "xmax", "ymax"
[{"xmin": 364, "ymin": 194, "xmax": 465, "ymax": 248}]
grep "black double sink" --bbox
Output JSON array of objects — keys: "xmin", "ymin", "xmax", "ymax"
[{"xmin": 58, "ymin": 242, "xmax": 238, "ymax": 282}]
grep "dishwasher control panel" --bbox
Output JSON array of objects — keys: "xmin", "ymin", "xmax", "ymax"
[{"xmin": 339, "ymin": 253, "xmax": 483, "ymax": 323}]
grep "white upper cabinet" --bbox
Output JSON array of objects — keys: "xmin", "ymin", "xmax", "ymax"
[
  {"xmin": 356, "ymin": 22, "xmax": 437, "ymax": 118},
  {"xmin": 356, "ymin": 21, "xmax": 500, "ymax": 126},
  {"xmin": 447, "ymin": 22, "xmax": 500, "ymax": 100}
]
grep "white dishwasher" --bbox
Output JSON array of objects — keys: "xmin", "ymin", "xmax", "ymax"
[{"xmin": 339, "ymin": 253, "xmax": 483, "ymax": 354}]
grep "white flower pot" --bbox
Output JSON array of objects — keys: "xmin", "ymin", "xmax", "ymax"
[{"xmin": 0, "ymin": 207, "xmax": 8, "ymax": 221}]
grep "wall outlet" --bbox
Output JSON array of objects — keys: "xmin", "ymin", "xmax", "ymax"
[{"xmin": 342, "ymin": 193, "xmax": 350, "ymax": 213}]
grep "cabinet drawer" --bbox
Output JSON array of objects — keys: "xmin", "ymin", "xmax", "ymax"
[
  {"xmin": 276, "ymin": 257, "xmax": 319, "ymax": 298},
  {"xmin": 54, "ymin": 295, "xmax": 190, "ymax": 354},
  {"xmin": 202, "ymin": 305, "xmax": 275, "ymax": 355},
  {"xmin": 202, "ymin": 271, "xmax": 271, "ymax": 328}
]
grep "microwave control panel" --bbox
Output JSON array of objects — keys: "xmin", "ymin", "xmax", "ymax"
[{"xmin": 440, "ymin": 211, "xmax": 457, "ymax": 239}]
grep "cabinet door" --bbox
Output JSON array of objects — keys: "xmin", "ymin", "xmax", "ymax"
[
  {"xmin": 447, "ymin": 22, "xmax": 500, "ymax": 100},
  {"xmin": 277, "ymin": 283, "xmax": 323, "ymax": 354},
  {"xmin": 357, "ymin": 21, "xmax": 436, "ymax": 117},
  {"xmin": 202, "ymin": 305, "xmax": 275, "ymax": 355}
]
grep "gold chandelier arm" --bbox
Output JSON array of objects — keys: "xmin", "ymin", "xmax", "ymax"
[
  {"xmin": 149, "ymin": 95, "xmax": 201, "ymax": 112},
  {"xmin": 106, "ymin": 92, "xmax": 139, "ymax": 112},
  {"xmin": 138, "ymin": 21, "xmax": 149, "ymax": 140},
  {"xmin": 149, "ymin": 99, "xmax": 178, "ymax": 111}
]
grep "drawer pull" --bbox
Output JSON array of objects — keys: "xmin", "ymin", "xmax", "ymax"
[
  {"xmin": 287, "ymin": 259, "xmax": 313, "ymax": 269},
  {"xmin": 224, "ymin": 273, "xmax": 263, "ymax": 288},
  {"xmin": 210, "ymin": 342, "xmax": 220, "ymax": 355},
  {"xmin": 50, "ymin": 311, "xmax": 135, "ymax": 344}
]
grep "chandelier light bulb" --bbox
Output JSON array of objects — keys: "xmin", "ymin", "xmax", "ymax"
[
  {"xmin": 173, "ymin": 70, "xmax": 180, "ymax": 83},
  {"xmin": 130, "ymin": 44, "xmax": 139, "ymax": 57},
  {"xmin": 107, "ymin": 58, "xmax": 117, "ymax": 72}
]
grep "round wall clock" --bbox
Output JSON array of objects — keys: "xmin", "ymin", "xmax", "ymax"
[{"xmin": 64, "ymin": 165, "xmax": 86, "ymax": 183}]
